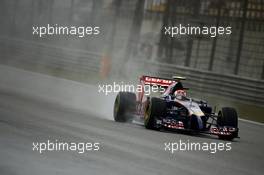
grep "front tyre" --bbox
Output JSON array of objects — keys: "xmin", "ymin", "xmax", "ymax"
[
  {"xmin": 113, "ymin": 92, "xmax": 136, "ymax": 122},
  {"xmin": 217, "ymin": 107, "xmax": 238, "ymax": 140}
]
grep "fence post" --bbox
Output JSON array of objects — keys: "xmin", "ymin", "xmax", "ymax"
[
  {"xmin": 158, "ymin": 0, "xmax": 170, "ymax": 60},
  {"xmin": 234, "ymin": 0, "xmax": 248, "ymax": 75},
  {"xmin": 101, "ymin": 0, "xmax": 122, "ymax": 79},
  {"xmin": 124, "ymin": 0, "xmax": 145, "ymax": 63},
  {"xmin": 261, "ymin": 62, "xmax": 264, "ymax": 80},
  {"xmin": 48, "ymin": 0, "xmax": 54, "ymax": 24},
  {"xmin": 185, "ymin": 0, "xmax": 201, "ymax": 67},
  {"xmin": 208, "ymin": 1, "xmax": 221, "ymax": 71},
  {"xmin": 11, "ymin": 0, "xmax": 19, "ymax": 35},
  {"xmin": 69, "ymin": 0, "xmax": 74, "ymax": 24},
  {"xmin": 30, "ymin": 0, "xmax": 35, "ymax": 25},
  {"xmin": 90, "ymin": 0, "xmax": 102, "ymax": 25},
  {"xmin": 185, "ymin": 39, "xmax": 193, "ymax": 67}
]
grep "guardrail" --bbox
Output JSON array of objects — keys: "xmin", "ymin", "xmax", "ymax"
[{"xmin": 0, "ymin": 37, "xmax": 263, "ymax": 106}]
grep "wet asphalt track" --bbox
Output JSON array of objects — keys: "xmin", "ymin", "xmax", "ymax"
[{"xmin": 0, "ymin": 65, "xmax": 263, "ymax": 175}]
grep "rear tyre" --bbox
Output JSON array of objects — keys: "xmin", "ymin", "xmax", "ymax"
[
  {"xmin": 144, "ymin": 97, "xmax": 166, "ymax": 130},
  {"xmin": 113, "ymin": 92, "xmax": 136, "ymax": 122},
  {"xmin": 217, "ymin": 107, "xmax": 238, "ymax": 140}
]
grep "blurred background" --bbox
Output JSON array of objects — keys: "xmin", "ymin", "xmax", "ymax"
[{"xmin": 0, "ymin": 0, "xmax": 263, "ymax": 121}]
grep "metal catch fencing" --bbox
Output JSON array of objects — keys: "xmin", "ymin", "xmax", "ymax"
[{"xmin": 0, "ymin": 37, "xmax": 263, "ymax": 106}]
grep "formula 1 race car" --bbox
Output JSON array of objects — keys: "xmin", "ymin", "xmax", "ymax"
[{"xmin": 113, "ymin": 75, "xmax": 239, "ymax": 140}]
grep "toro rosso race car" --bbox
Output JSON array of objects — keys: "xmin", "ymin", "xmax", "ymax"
[{"xmin": 113, "ymin": 75, "xmax": 239, "ymax": 140}]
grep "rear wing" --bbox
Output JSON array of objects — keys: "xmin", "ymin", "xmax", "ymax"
[
  {"xmin": 140, "ymin": 75, "xmax": 176, "ymax": 87},
  {"xmin": 137, "ymin": 75, "xmax": 187, "ymax": 102}
]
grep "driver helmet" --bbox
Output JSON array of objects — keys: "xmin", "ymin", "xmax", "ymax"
[{"xmin": 174, "ymin": 90, "xmax": 187, "ymax": 99}]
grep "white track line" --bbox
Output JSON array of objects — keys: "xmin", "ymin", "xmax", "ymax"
[{"xmin": 239, "ymin": 118, "xmax": 264, "ymax": 126}]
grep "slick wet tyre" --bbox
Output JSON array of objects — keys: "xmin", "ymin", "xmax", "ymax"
[
  {"xmin": 217, "ymin": 107, "xmax": 238, "ymax": 140},
  {"xmin": 113, "ymin": 92, "xmax": 136, "ymax": 122}
]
